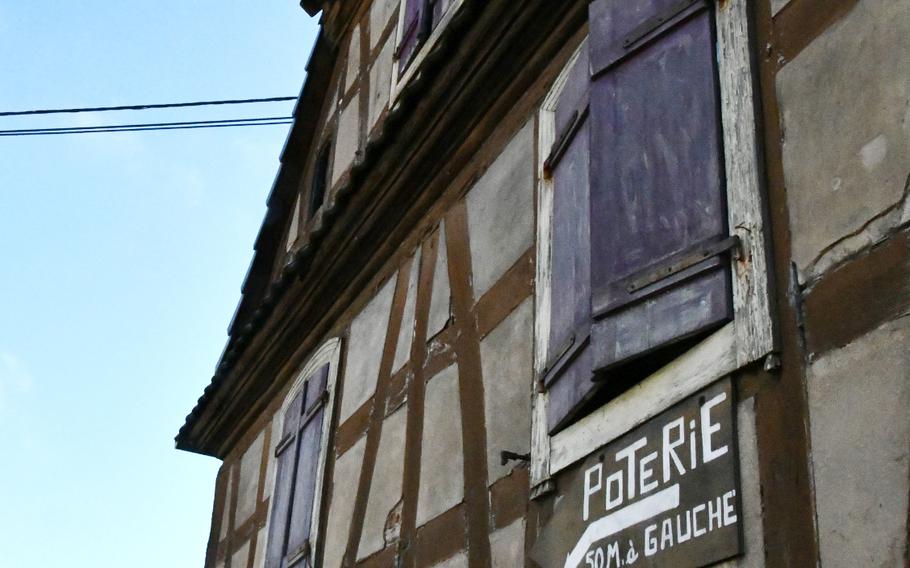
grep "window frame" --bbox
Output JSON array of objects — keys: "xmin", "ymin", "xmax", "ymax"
[
  {"xmin": 390, "ymin": 0, "xmax": 466, "ymax": 103},
  {"xmin": 531, "ymin": 0, "xmax": 774, "ymax": 496},
  {"xmin": 262, "ymin": 337, "xmax": 343, "ymax": 567},
  {"xmin": 308, "ymin": 140, "xmax": 332, "ymax": 221},
  {"xmin": 286, "ymin": 194, "xmax": 302, "ymax": 252}
]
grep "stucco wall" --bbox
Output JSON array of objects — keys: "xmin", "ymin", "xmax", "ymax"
[{"xmin": 776, "ymin": 1, "xmax": 910, "ymax": 564}]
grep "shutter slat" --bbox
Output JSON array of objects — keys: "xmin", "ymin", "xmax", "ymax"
[
  {"xmin": 265, "ymin": 363, "xmax": 331, "ymax": 568},
  {"xmin": 265, "ymin": 394, "xmax": 305, "ymax": 568},
  {"xmin": 283, "ymin": 363, "xmax": 330, "ymax": 566},
  {"xmin": 265, "ymin": 445, "xmax": 297, "ymax": 568},
  {"xmin": 284, "ymin": 405, "xmax": 325, "ymax": 564},
  {"xmin": 588, "ymin": 0, "xmax": 732, "ymax": 374},
  {"xmin": 305, "ymin": 365, "xmax": 329, "ymax": 413},
  {"xmin": 590, "ymin": 0, "xmax": 707, "ymax": 75},
  {"xmin": 545, "ymin": 43, "xmax": 596, "ymax": 433}
]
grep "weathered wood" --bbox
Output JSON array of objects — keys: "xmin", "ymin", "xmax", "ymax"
[
  {"xmin": 342, "ymin": 262, "xmax": 412, "ymax": 565},
  {"xmin": 398, "ymin": 230, "xmax": 440, "ymax": 568},
  {"xmin": 534, "ymin": 378, "xmax": 741, "ymax": 568},
  {"xmin": 443, "ymin": 202, "xmax": 493, "ymax": 567},
  {"xmin": 716, "ymin": 0, "xmax": 777, "ymax": 367},
  {"xmin": 543, "ymin": 40, "xmax": 596, "ymax": 434},
  {"xmin": 804, "ymin": 228, "xmax": 910, "ymax": 357},
  {"xmin": 549, "ymin": 323, "xmax": 737, "ymax": 475},
  {"xmin": 532, "ymin": 41, "xmax": 586, "ymax": 492},
  {"xmin": 749, "ymin": 2, "xmax": 823, "ymax": 564},
  {"xmin": 588, "ymin": 0, "xmax": 732, "ymax": 373},
  {"xmin": 264, "ymin": 338, "xmax": 343, "ymax": 568}
]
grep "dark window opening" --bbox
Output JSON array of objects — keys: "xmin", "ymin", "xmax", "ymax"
[
  {"xmin": 397, "ymin": 0, "xmax": 453, "ymax": 77},
  {"xmin": 308, "ymin": 142, "xmax": 331, "ymax": 219}
]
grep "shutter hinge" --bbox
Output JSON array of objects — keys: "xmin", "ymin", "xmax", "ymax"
[
  {"xmin": 624, "ymin": 235, "xmax": 741, "ymax": 294},
  {"xmin": 622, "ymin": 0, "xmax": 704, "ymax": 51},
  {"xmin": 274, "ymin": 432, "xmax": 296, "ymax": 457},
  {"xmin": 543, "ymin": 105, "xmax": 589, "ymax": 176},
  {"xmin": 301, "ymin": 390, "xmax": 329, "ymax": 427},
  {"xmin": 285, "ymin": 539, "xmax": 310, "ymax": 567},
  {"xmin": 539, "ymin": 323, "xmax": 591, "ymax": 389}
]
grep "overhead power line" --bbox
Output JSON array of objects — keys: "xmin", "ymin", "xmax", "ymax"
[
  {"xmin": 0, "ymin": 116, "xmax": 294, "ymax": 137},
  {"xmin": 0, "ymin": 96, "xmax": 297, "ymax": 118}
]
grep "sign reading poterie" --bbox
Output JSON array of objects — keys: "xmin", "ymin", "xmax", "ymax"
[{"xmin": 535, "ymin": 378, "xmax": 741, "ymax": 568}]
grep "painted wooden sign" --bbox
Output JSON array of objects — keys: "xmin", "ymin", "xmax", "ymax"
[{"xmin": 533, "ymin": 378, "xmax": 741, "ymax": 568}]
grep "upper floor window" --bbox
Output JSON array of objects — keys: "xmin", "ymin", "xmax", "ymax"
[
  {"xmin": 394, "ymin": 0, "xmax": 460, "ymax": 88},
  {"xmin": 308, "ymin": 141, "xmax": 332, "ymax": 219},
  {"xmin": 542, "ymin": 0, "xmax": 735, "ymax": 434},
  {"xmin": 264, "ymin": 339, "xmax": 342, "ymax": 568},
  {"xmin": 533, "ymin": 0, "xmax": 774, "ymax": 486}
]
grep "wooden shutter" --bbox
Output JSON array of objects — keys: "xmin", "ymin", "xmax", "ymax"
[
  {"xmin": 265, "ymin": 391, "xmax": 303, "ymax": 568},
  {"xmin": 283, "ymin": 365, "xmax": 328, "ymax": 566},
  {"xmin": 265, "ymin": 364, "xmax": 330, "ymax": 568},
  {"xmin": 587, "ymin": 0, "xmax": 733, "ymax": 374},
  {"xmin": 397, "ymin": 0, "xmax": 429, "ymax": 76},
  {"xmin": 541, "ymin": 43, "xmax": 596, "ymax": 434}
]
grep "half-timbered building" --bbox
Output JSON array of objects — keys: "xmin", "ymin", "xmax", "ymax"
[{"xmin": 175, "ymin": 0, "xmax": 910, "ymax": 566}]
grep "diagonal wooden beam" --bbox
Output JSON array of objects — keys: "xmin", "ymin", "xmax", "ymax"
[
  {"xmin": 398, "ymin": 230, "xmax": 441, "ymax": 567},
  {"xmin": 342, "ymin": 258, "xmax": 413, "ymax": 565}
]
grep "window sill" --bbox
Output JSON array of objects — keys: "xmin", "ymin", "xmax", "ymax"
[{"xmin": 539, "ymin": 322, "xmax": 771, "ymax": 493}]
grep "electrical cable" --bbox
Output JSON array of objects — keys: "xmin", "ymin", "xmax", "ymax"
[
  {"xmin": 0, "ymin": 116, "xmax": 294, "ymax": 137},
  {"xmin": 0, "ymin": 96, "xmax": 297, "ymax": 117}
]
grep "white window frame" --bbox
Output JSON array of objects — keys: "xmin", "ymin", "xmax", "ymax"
[
  {"xmin": 262, "ymin": 337, "xmax": 343, "ymax": 565},
  {"xmin": 389, "ymin": 0, "xmax": 466, "ymax": 103},
  {"xmin": 531, "ymin": 0, "xmax": 774, "ymax": 496}
]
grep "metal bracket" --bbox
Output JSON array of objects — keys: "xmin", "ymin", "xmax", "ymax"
[
  {"xmin": 275, "ymin": 432, "xmax": 295, "ymax": 457},
  {"xmin": 301, "ymin": 389, "xmax": 329, "ymax": 427},
  {"xmin": 285, "ymin": 539, "xmax": 310, "ymax": 567},
  {"xmin": 543, "ymin": 105, "xmax": 589, "ymax": 176},
  {"xmin": 624, "ymin": 235, "xmax": 741, "ymax": 294},
  {"xmin": 763, "ymin": 352, "xmax": 781, "ymax": 373},
  {"xmin": 540, "ymin": 323, "xmax": 591, "ymax": 389}
]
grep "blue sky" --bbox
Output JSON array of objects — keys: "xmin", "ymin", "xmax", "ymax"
[{"xmin": 0, "ymin": 2, "xmax": 318, "ymax": 566}]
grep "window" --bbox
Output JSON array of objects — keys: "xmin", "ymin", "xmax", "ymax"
[
  {"xmin": 393, "ymin": 0, "xmax": 461, "ymax": 91},
  {"xmin": 308, "ymin": 142, "xmax": 331, "ymax": 220},
  {"xmin": 287, "ymin": 195, "xmax": 302, "ymax": 252},
  {"xmin": 532, "ymin": 0, "xmax": 773, "ymax": 491},
  {"xmin": 264, "ymin": 339, "xmax": 342, "ymax": 568}
]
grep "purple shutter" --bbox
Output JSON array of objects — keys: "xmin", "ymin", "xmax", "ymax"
[
  {"xmin": 265, "ymin": 391, "xmax": 303, "ymax": 568},
  {"xmin": 397, "ymin": 0, "xmax": 427, "ymax": 76},
  {"xmin": 264, "ymin": 364, "xmax": 330, "ymax": 568},
  {"xmin": 283, "ymin": 365, "xmax": 329, "ymax": 565},
  {"xmin": 587, "ymin": 0, "xmax": 732, "ymax": 375},
  {"xmin": 541, "ymin": 43, "xmax": 596, "ymax": 434}
]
